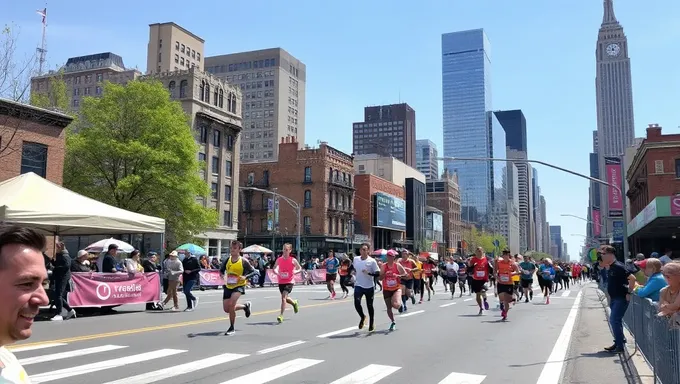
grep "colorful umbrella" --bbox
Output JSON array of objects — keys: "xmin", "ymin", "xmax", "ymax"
[
  {"xmin": 241, "ymin": 244, "xmax": 273, "ymax": 254},
  {"xmin": 84, "ymin": 238, "xmax": 135, "ymax": 253},
  {"xmin": 372, "ymin": 249, "xmax": 388, "ymax": 257},
  {"xmin": 176, "ymin": 243, "xmax": 207, "ymax": 256}
]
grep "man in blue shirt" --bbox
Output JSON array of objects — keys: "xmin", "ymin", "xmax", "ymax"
[
  {"xmin": 600, "ymin": 245, "xmax": 636, "ymax": 353},
  {"xmin": 322, "ymin": 251, "xmax": 339, "ymax": 300}
]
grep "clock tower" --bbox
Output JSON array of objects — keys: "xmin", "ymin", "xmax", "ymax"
[{"xmin": 595, "ymin": 0, "xmax": 635, "ymax": 157}]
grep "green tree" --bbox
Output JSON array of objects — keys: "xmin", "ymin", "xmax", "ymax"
[
  {"xmin": 64, "ymin": 80, "xmax": 218, "ymax": 247},
  {"xmin": 525, "ymin": 251, "xmax": 552, "ymax": 261},
  {"xmin": 30, "ymin": 70, "xmax": 71, "ymax": 113},
  {"xmin": 461, "ymin": 227, "xmax": 508, "ymax": 256}
]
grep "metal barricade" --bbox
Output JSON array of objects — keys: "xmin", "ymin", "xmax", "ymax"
[{"xmin": 600, "ymin": 282, "xmax": 680, "ymax": 384}]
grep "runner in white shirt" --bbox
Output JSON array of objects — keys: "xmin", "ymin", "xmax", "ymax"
[
  {"xmin": 0, "ymin": 226, "xmax": 51, "ymax": 384},
  {"xmin": 352, "ymin": 244, "xmax": 380, "ymax": 332},
  {"xmin": 444, "ymin": 258, "xmax": 459, "ymax": 299}
]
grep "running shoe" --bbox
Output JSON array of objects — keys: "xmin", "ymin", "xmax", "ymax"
[
  {"xmin": 225, "ymin": 326, "xmax": 235, "ymax": 336},
  {"xmin": 483, "ymin": 299, "xmax": 489, "ymax": 310},
  {"xmin": 411, "ymin": 295, "xmax": 416, "ymax": 305},
  {"xmin": 293, "ymin": 300, "xmax": 299, "ymax": 314},
  {"xmin": 277, "ymin": 315, "xmax": 283, "ymax": 323},
  {"xmin": 368, "ymin": 324, "xmax": 375, "ymax": 333},
  {"xmin": 389, "ymin": 322, "xmax": 396, "ymax": 331},
  {"xmin": 501, "ymin": 310, "xmax": 507, "ymax": 321},
  {"xmin": 358, "ymin": 316, "xmax": 366, "ymax": 329},
  {"xmin": 244, "ymin": 301, "xmax": 252, "ymax": 318},
  {"xmin": 193, "ymin": 297, "xmax": 199, "ymax": 309}
]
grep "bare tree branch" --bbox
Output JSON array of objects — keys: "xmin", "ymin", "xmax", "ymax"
[{"xmin": 0, "ymin": 24, "xmax": 37, "ymax": 102}]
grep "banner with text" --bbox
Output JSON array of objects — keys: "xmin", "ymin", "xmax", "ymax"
[
  {"xmin": 612, "ymin": 220, "xmax": 624, "ymax": 243},
  {"xmin": 69, "ymin": 272, "xmax": 160, "ymax": 307},
  {"xmin": 265, "ymin": 269, "xmax": 326, "ymax": 284},
  {"xmin": 198, "ymin": 269, "xmax": 222, "ymax": 287},
  {"xmin": 605, "ymin": 156, "xmax": 623, "ymax": 217},
  {"xmin": 672, "ymin": 194, "xmax": 680, "ymax": 216},
  {"xmin": 592, "ymin": 208, "xmax": 601, "ymax": 237}
]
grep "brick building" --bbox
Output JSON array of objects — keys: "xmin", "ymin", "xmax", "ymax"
[
  {"xmin": 0, "ymin": 98, "xmax": 72, "ymax": 184},
  {"xmin": 238, "ymin": 137, "xmax": 355, "ymax": 257},
  {"xmin": 354, "ymin": 174, "xmax": 405, "ymax": 250},
  {"xmin": 626, "ymin": 124, "xmax": 680, "ymax": 255},
  {"xmin": 426, "ymin": 170, "xmax": 462, "ymax": 256}
]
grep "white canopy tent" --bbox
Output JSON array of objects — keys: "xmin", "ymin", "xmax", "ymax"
[{"xmin": 0, "ymin": 172, "xmax": 165, "ymax": 235}]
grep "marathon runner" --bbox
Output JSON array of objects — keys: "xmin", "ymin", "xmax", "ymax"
[
  {"xmin": 443, "ymin": 256, "xmax": 459, "ymax": 299},
  {"xmin": 338, "ymin": 257, "xmax": 354, "ymax": 298},
  {"xmin": 398, "ymin": 250, "xmax": 416, "ymax": 312},
  {"xmin": 539, "ymin": 258, "xmax": 556, "ymax": 304},
  {"xmin": 495, "ymin": 250, "xmax": 520, "ymax": 321},
  {"xmin": 519, "ymin": 255, "xmax": 537, "ymax": 303},
  {"xmin": 421, "ymin": 255, "xmax": 436, "ymax": 301},
  {"xmin": 220, "ymin": 241, "xmax": 255, "ymax": 335},
  {"xmin": 512, "ymin": 254, "xmax": 522, "ymax": 302},
  {"xmin": 273, "ymin": 243, "xmax": 301, "ymax": 323},
  {"xmin": 456, "ymin": 256, "xmax": 468, "ymax": 297},
  {"xmin": 322, "ymin": 250, "xmax": 339, "ymax": 299},
  {"xmin": 468, "ymin": 247, "xmax": 491, "ymax": 315},
  {"xmin": 411, "ymin": 254, "xmax": 424, "ymax": 303},
  {"xmin": 380, "ymin": 249, "xmax": 408, "ymax": 331},
  {"xmin": 353, "ymin": 243, "xmax": 380, "ymax": 332}
]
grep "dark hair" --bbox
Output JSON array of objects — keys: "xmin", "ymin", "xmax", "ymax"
[
  {"xmin": 108, "ymin": 243, "xmax": 119, "ymax": 251},
  {"xmin": 361, "ymin": 243, "xmax": 371, "ymax": 250},
  {"xmin": 130, "ymin": 250, "xmax": 140, "ymax": 258},
  {"xmin": 602, "ymin": 245, "xmax": 616, "ymax": 254},
  {"xmin": 230, "ymin": 240, "xmax": 242, "ymax": 249},
  {"xmin": 0, "ymin": 225, "xmax": 47, "ymax": 269}
]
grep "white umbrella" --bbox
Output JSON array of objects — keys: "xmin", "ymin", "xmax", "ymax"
[
  {"xmin": 84, "ymin": 238, "xmax": 135, "ymax": 253},
  {"xmin": 241, "ymin": 244, "xmax": 273, "ymax": 254}
]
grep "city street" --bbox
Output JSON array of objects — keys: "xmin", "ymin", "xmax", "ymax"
[{"xmin": 11, "ymin": 282, "xmax": 588, "ymax": 384}]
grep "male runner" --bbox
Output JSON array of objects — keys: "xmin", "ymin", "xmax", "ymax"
[
  {"xmin": 398, "ymin": 250, "xmax": 416, "ymax": 312},
  {"xmin": 322, "ymin": 250, "xmax": 339, "ymax": 299},
  {"xmin": 519, "ymin": 255, "xmax": 537, "ymax": 303},
  {"xmin": 456, "ymin": 257, "xmax": 468, "ymax": 297},
  {"xmin": 539, "ymin": 258, "xmax": 556, "ymax": 304},
  {"xmin": 274, "ymin": 243, "xmax": 301, "ymax": 323},
  {"xmin": 380, "ymin": 250, "xmax": 408, "ymax": 331},
  {"xmin": 220, "ymin": 241, "xmax": 255, "ymax": 335},
  {"xmin": 353, "ymin": 243, "xmax": 380, "ymax": 332},
  {"xmin": 468, "ymin": 247, "xmax": 491, "ymax": 315},
  {"xmin": 495, "ymin": 250, "xmax": 520, "ymax": 320},
  {"xmin": 443, "ymin": 257, "xmax": 459, "ymax": 299}
]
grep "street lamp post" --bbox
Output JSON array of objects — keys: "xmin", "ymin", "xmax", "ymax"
[
  {"xmin": 436, "ymin": 156, "xmax": 630, "ymax": 260},
  {"xmin": 240, "ymin": 186, "xmax": 301, "ymax": 261},
  {"xmin": 560, "ymin": 213, "xmax": 606, "ymax": 238}
]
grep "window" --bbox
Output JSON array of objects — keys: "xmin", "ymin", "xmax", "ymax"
[
  {"xmin": 198, "ymin": 153, "xmax": 206, "ymax": 162},
  {"xmin": 263, "ymin": 170, "xmax": 269, "ymax": 185},
  {"xmin": 175, "ymin": 41, "xmax": 180, "ymax": 50},
  {"xmin": 168, "ymin": 81, "xmax": 176, "ymax": 97},
  {"xmin": 303, "ymin": 166, "xmax": 312, "ymax": 183},
  {"xmin": 179, "ymin": 80, "xmax": 187, "ymax": 97},
  {"xmin": 174, "ymin": 54, "xmax": 179, "ymax": 63},
  {"xmin": 213, "ymin": 130, "xmax": 221, "ymax": 147},
  {"xmin": 304, "ymin": 190, "xmax": 312, "ymax": 208},
  {"xmin": 224, "ymin": 185, "xmax": 232, "ymax": 201},
  {"xmin": 196, "ymin": 52, "xmax": 201, "ymax": 61},
  {"xmin": 328, "ymin": 217, "xmax": 333, "ymax": 234},
  {"xmin": 226, "ymin": 135, "xmax": 234, "ymax": 150},
  {"xmin": 191, "ymin": 49, "xmax": 196, "ymax": 59},
  {"xmin": 223, "ymin": 210, "xmax": 232, "ymax": 226},
  {"xmin": 218, "ymin": 89, "xmax": 224, "ymax": 108},
  {"xmin": 212, "ymin": 156, "xmax": 219, "ymax": 174},
  {"xmin": 205, "ymin": 84, "xmax": 210, "ymax": 104},
  {"xmin": 199, "ymin": 125, "xmax": 208, "ymax": 143},
  {"xmin": 211, "ymin": 183, "xmax": 218, "ymax": 199},
  {"xmin": 676, "ymin": 159, "xmax": 680, "ymax": 178},
  {"xmin": 181, "ymin": 44, "xmax": 185, "ymax": 53},
  {"xmin": 72, "ymin": 99, "xmax": 79, "ymax": 108},
  {"xmin": 95, "ymin": 86, "xmax": 102, "ymax": 95},
  {"xmin": 304, "ymin": 216, "xmax": 311, "ymax": 234},
  {"xmin": 225, "ymin": 160, "xmax": 232, "ymax": 177},
  {"xmin": 261, "ymin": 218, "xmax": 268, "ymax": 232},
  {"xmin": 20, "ymin": 142, "xmax": 47, "ymax": 177},
  {"xmin": 213, "ymin": 88, "xmax": 218, "ymax": 106},
  {"xmin": 96, "ymin": 73, "xmax": 103, "ymax": 82},
  {"xmin": 655, "ymin": 160, "xmax": 664, "ymax": 174},
  {"xmin": 246, "ymin": 218, "xmax": 252, "ymax": 234},
  {"xmin": 199, "ymin": 81, "xmax": 205, "ymax": 101}
]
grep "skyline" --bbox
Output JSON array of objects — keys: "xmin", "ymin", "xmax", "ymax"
[{"xmin": 4, "ymin": 0, "xmax": 679, "ymax": 260}]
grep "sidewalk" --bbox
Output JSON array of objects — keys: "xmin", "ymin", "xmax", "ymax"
[{"xmin": 560, "ymin": 284, "xmax": 653, "ymax": 384}]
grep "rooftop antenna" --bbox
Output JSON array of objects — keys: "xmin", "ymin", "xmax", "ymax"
[{"xmin": 36, "ymin": 6, "xmax": 48, "ymax": 75}]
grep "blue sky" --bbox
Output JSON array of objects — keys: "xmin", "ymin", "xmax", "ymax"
[{"xmin": 5, "ymin": 0, "xmax": 679, "ymax": 259}]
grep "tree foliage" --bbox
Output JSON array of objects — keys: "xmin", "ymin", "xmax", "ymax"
[
  {"xmin": 64, "ymin": 80, "xmax": 218, "ymax": 247},
  {"xmin": 524, "ymin": 251, "xmax": 553, "ymax": 261},
  {"xmin": 30, "ymin": 70, "xmax": 71, "ymax": 113},
  {"xmin": 461, "ymin": 226, "xmax": 508, "ymax": 256},
  {"xmin": 0, "ymin": 24, "xmax": 35, "ymax": 102}
]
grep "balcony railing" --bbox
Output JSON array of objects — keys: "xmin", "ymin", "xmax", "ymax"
[
  {"xmin": 329, "ymin": 176, "xmax": 354, "ymax": 189},
  {"xmin": 328, "ymin": 203, "xmax": 353, "ymax": 214}
]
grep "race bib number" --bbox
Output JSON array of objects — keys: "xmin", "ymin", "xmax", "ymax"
[
  {"xmin": 499, "ymin": 275, "xmax": 510, "ymax": 283},
  {"xmin": 280, "ymin": 272, "xmax": 289, "ymax": 279},
  {"xmin": 226, "ymin": 275, "xmax": 239, "ymax": 285},
  {"xmin": 523, "ymin": 270, "xmax": 531, "ymax": 275},
  {"xmin": 476, "ymin": 270, "xmax": 486, "ymax": 278},
  {"xmin": 386, "ymin": 279, "xmax": 397, "ymax": 288}
]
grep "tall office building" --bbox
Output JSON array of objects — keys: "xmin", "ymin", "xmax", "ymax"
[
  {"xmin": 550, "ymin": 225, "xmax": 563, "ymax": 259},
  {"xmin": 507, "ymin": 148, "xmax": 533, "ymax": 252},
  {"xmin": 494, "ymin": 110, "xmax": 527, "ymax": 152},
  {"xmin": 532, "ymin": 168, "xmax": 543, "ymax": 252},
  {"xmin": 147, "ymin": 22, "xmax": 205, "ymax": 74},
  {"xmin": 540, "ymin": 195, "xmax": 550, "ymax": 253},
  {"xmin": 415, "ymin": 139, "xmax": 438, "ymax": 180},
  {"xmin": 353, "ymin": 104, "xmax": 417, "ymax": 167},
  {"xmin": 442, "ymin": 29, "xmax": 497, "ymax": 226},
  {"xmin": 205, "ymin": 48, "xmax": 306, "ymax": 163}
]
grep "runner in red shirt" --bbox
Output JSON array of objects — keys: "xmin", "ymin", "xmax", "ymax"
[
  {"xmin": 467, "ymin": 247, "xmax": 491, "ymax": 315},
  {"xmin": 421, "ymin": 255, "xmax": 436, "ymax": 302}
]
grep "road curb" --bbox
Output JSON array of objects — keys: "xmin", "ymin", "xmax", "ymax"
[{"xmin": 594, "ymin": 286, "xmax": 655, "ymax": 384}]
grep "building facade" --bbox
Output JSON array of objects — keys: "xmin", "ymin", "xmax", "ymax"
[
  {"xmin": 147, "ymin": 22, "xmax": 205, "ymax": 74},
  {"xmin": 507, "ymin": 148, "xmax": 533, "ymax": 252},
  {"xmin": 30, "ymin": 52, "xmax": 141, "ymax": 112},
  {"xmin": 405, "ymin": 178, "xmax": 427, "ymax": 251},
  {"xmin": 143, "ymin": 67, "xmax": 243, "ymax": 256},
  {"xmin": 205, "ymin": 48, "xmax": 306, "ymax": 163},
  {"xmin": 239, "ymin": 138, "xmax": 355, "ymax": 256},
  {"xmin": 494, "ymin": 109, "xmax": 527, "ymax": 152},
  {"xmin": 352, "ymin": 103, "xmax": 416, "ymax": 167},
  {"xmin": 426, "ymin": 171, "xmax": 462, "ymax": 256},
  {"xmin": 540, "ymin": 196, "xmax": 550, "ymax": 253},
  {"xmin": 415, "ymin": 139, "xmax": 438, "ymax": 180},
  {"xmin": 549, "ymin": 225, "xmax": 563, "ymax": 260},
  {"xmin": 442, "ymin": 29, "xmax": 494, "ymax": 226},
  {"xmin": 425, "ymin": 207, "xmax": 445, "ymax": 253},
  {"xmin": 353, "ymin": 154, "xmax": 426, "ymax": 187},
  {"xmin": 354, "ymin": 174, "xmax": 405, "ymax": 250},
  {"xmin": 0, "ymin": 98, "xmax": 72, "ymax": 184}
]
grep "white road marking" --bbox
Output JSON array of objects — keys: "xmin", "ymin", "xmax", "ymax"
[
  {"xmin": 464, "ymin": 298, "xmax": 473, "ymax": 302},
  {"xmin": 30, "ymin": 348, "xmax": 185, "ymax": 383},
  {"xmin": 219, "ymin": 358, "xmax": 323, "ymax": 384},
  {"xmin": 561, "ymin": 290, "xmax": 571, "ymax": 297},
  {"xmin": 257, "ymin": 340, "xmax": 306, "ymax": 354},
  {"xmin": 440, "ymin": 302, "xmax": 457, "ymax": 307},
  {"xmin": 330, "ymin": 364, "xmax": 401, "ymax": 384},
  {"xmin": 7, "ymin": 343, "xmax": 67, "ymax": 353},
  {"xmin": 535, "ymin": 290, "xmax": 583, "ymax": 384},
  {"xmin": 438, "ymin": 371, "xmax": 487, "ymax": 384},
  {"xmin": 317, "ymin": 326, "xmax": 358, "ymax": 338},
  {"xmin": 101, "ymin": 353, "xmax": 248, "ymax": 384},
  {"xmin": 399, "ymin": 310, "xmax": 425, "ymax": 318},
  {"xmin": 20, "ymin": 345, "xmax": 127, "ymax": 366}
]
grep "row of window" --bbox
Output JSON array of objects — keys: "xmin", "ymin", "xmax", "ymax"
[
  {"xmin": 199, "ymin": 153, "xmax": 234, "ymax": 176},
  {"xmin": 72, "ymin": 86, "xmax": 102, "ymax": 97},
  {"xmin": 210, "ymin": 183, "xmax": 233, "ymax": 201},
  {"xmin": 175, "ymin": 41, "xmax": 201, "ymax": 61},
  {"xmin": 174, "ymin": 54, "xmax": 197, "ymax": 69},
  {"xmin": 245, "ymin": 216, "xmax": 344, "ymax": 237},
  {"xmin": 223, "ymin": 70, "xmax": 276, "ymax": 82},
  {"xmin": 197, "ymin": 80, "xmax": 238, "ymax": 113}
]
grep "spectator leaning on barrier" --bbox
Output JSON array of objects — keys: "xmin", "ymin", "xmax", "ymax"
[
  {"xmin": 600, "ymin": 244, "xmax": 637, "ymax": 354},
  {"xmin": 632, "ymin": 258, "xmax": 667, "ymax": 302},
  {"xmin": 0, "ymin": 225, "xmax": 50, "ymax": 383},
  {"xmin": 658, "ymin": 261, "xmax": 680, "ymax": 319}
]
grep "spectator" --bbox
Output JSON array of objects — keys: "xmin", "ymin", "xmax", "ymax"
[
  {"xmin": 600, "ymin": 244, "xmax": 636, "ymax": 353},
  {"xmin": 98, "ymin": 244, "xmax": 118, "ymax": 273},
  {"xmin": 658, "ymin": 261, "xmax": 680, "ymax": 317},
  {"xmin": 71, "ymin": 250, "xmax": 92, "ymax": 273},
  {"xmin": 181, "ymin": 253, "xmax": 200, "ymax": 311},
  {"xmin": 142, "ymin": 253, "xmax": 162, "ymax": 311},
  {"xmin": 659, "ymin": 248, "xmax": 674, "ymax": 265},
  {"xmin": 124, "ymin": 250, "xmax": 142, "ymax": 273},
  {"xmin": 51, "ymin": 241, "xmax": 76, "ymax": 321},
  {"xmin": 633, "ymin": 258, "xmax": 666, "ymax": 302},
  {"xmin": 161, "ymin": 251, "xmax": 183, "ymax": 310}
]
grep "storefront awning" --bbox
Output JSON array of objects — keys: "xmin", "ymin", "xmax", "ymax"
[{"xmin": 627, "ymin": 196, "xmax": 680, "ymax": 238}]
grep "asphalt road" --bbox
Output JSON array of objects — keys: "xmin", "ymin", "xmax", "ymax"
[{"xmin": 9, "ymin": 280, "xmax": 588, "ymax": 384}]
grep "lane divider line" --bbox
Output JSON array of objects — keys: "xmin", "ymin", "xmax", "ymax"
[{"xmin": 257, "ymin": 340, "xmax": 306, "ymax": 355}]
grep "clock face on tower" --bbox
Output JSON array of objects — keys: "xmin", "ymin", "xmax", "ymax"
[{"xmin": 606, "ymin": 43, "xmax": 621, "ymax": 57}]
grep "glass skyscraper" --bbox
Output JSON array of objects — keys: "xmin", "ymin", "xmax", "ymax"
[{"xmin": 442, "ymin": 29, "xmax": 499, "ymax": 226}]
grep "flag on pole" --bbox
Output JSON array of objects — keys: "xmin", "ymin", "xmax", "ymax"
[{"xmin": 37, "ymin": 8, "xmax": 47, "ymax": 24}]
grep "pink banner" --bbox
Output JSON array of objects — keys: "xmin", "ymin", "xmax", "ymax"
[
  {"xmin": 592, "ymin": 208, "xmax": 601, "ymax": 237},
  {"xmin": 672, "ymin": 195, "xmax": 680, "ymax": 216},
  {"xmin": 198, "ymin": 270, "xmax": 222, "ymax": 286},
  {"xmin": 68, "ymin": 272, "xmax": 160, "ymax": 307},
  {"xmin": 606, "ymin": 164, "xmax": 622, "ymax": 211},
  {"xmin": 264, "ymin": 269, "xmax": 326, "ymax": 284}
]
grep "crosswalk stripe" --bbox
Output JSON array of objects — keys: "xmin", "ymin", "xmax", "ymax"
[
  {"xmin": 19, "ymin": 345, "xmax": 127, "ymax": 366},
  {"xmin": 329, "ymin": 364, "xmax": 401, "ymax": 384},
  {"xmin": 257, "ymin": 340, "xmax": 306, "ymax": 354},
  {"xmin": 317, "ymin": 326, "xmax": 357, "ymax": 338},
  {"xmin": 438, "ymin": 371, "xmax": 487, "ymax": 383},
  {"xmin": 440, "ymin": 302, "xmax": 457, "ymax": 307},
  {"xmin": 218, "ymin": 358, "xmax": 323, "ymax": 384},
  {"xmin": 561, "ymin": 290, "xmax": 571, "ymax": 297},
  {"xmin": 101, "ymin": 352, "xmax": 248, "ymax": 384},
  {"xmin": 29, "ymin": 348, "xmax": 185, "ymax": 383},
  {"xmin": 8, "ymin": 343, "xmax": 67, "ymax": 353},
  {"xmin": 399, "ymin": 310, "xmax": 424, "ymax": 317}
]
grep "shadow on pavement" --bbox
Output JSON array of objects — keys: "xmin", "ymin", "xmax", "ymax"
[
  {"xmin": 327, "ymin": 332, "xmax": 361, "ymax": 339},
  {"xmin": 36, "ymin": 306, "xmax": 144, "ymax": 321},
  {"xmin": 187, "ymin": 331, "xmax": 224, "ymax": 338},
  {"xmin": 246, "ymin": 321, "xmax": 280, "ymax": 326}
]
